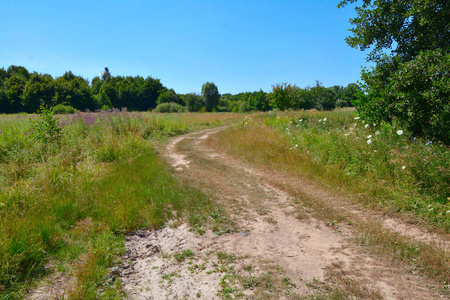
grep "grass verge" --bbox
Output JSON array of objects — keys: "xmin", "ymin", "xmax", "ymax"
[{"xmin": 0, "ymin": 110, "xmax": 238, "ymax": 298}]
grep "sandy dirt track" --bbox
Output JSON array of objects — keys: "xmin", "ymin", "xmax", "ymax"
[{"xmin": 121, "ymin": 126, "xmax": 448, "ymax": 299}]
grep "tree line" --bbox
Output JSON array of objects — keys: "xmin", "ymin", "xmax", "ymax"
[
  {"xmin": 0, "ymin": 67, "xmax": 167, "ymax": 114},
  {"xmin": 0, "ymin": 65, "xmax": 359, "ymax": 114}
]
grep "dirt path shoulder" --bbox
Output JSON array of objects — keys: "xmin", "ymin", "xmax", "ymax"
[{"xmin": 121, "ymin": 127, "xmax": 448, "ymax": 299}]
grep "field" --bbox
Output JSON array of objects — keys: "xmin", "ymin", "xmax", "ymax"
[{"xmin": 0, "ymin": 109, "xmax": 448, "ymax": 299}]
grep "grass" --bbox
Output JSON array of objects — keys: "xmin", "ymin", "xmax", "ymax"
[
  {"xmin": 216, "ymin": 109, "xmax": 449, "ymax": 232},
  {"xmin": 0, "ymin": 110, "xmax": 239, "ymax": 299},
  {"xmin": 211, "ymin": 109, "xmax": 450, "ymax": 291}
]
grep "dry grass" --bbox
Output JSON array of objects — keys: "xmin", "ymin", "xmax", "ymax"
[{"xmin": 209, "ymin": 113, "xmax": 450, "ymax": 293}]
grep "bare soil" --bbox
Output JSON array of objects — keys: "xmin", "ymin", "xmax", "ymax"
[{"xmin": 121, "ymin": 127, "xmax": 448, "ymax": 299}]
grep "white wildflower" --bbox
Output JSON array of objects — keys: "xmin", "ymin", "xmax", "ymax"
[
  {"xmin": 367, "ymin": 135, "xmax": 372, "ymax": 139},
  {"xmin": 323, "ymin": 118, "xmax": 327, "ymax": 121},
  {"xmin": 354, "ymin": 117, "xmax": 360, "ymax": 120},
  {"xmin": 367, "ymin": 139, "xmax": 373, "ymax": 145},
  {"xmin": 401, "ymin": 166, "xmax": 406, "ymax": 170},
  {"xmin": 397, "ymin": 130, "xmax": 404, "ymax": 135},
  {"xmin": 365, "ymin": 124, "xmax": 369, "ymax": 128},
  {"xmin": 375, "ymin": 131, "xmax": 380, "ymax": 135},
  {"xmin": 299, "ymin": 119, "xmax": 303, "ymax": 122}
]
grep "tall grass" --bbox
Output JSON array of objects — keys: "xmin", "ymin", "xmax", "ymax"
[
  {"xmin": 0, "ymin": 110, "xmax": 237, "ymax": 298},
  {"xmin": 215, "ymin": 110, "xmax": 449, "ymax": 232}
]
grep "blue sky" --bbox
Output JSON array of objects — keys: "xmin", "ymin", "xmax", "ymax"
[{"xmin": 0, "ymin": 0, "xmax": 368, "ymax": 94}]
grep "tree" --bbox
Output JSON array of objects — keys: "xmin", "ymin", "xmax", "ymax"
[
  {"xmin": 21, "ymin": 73, "xmax": 55, "ymax": 113},
  {"xmin": 249, "ymin": 89, "xmax": 270, "ymax": 111},
  {"xmin": 339, "ymin": 0, "xmax": 450, "ymax": 143},
  {"xmin": 184, "ymin": 93, "xmax": 204, "ymax": 112},
  {"xmin": 269, "ymin": 83, "xmax": 293, "ymax": 111},
  {"xmin": 157, "ymin": 89, "xmax": 182, "ymax": 106},
  {"xmin": 201, "ymin": 82, "xmax": 220, "ymax": 112},
  {"xmin": 53, "ymin": 72, "xmax": 97, "ymax": 111}
]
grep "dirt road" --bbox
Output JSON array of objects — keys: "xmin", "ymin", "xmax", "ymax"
[{"xmin": 121, "ymin": 126, "xmax": 448, "ymax": 299}]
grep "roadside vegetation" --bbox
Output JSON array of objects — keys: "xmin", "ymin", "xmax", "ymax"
[
  {"xmin": 212, "ymin": 110, "xmax": 449, "ymax": 288},
  {"xmin": 0, "ymin": 108, "xmax": 238, "ymax": 299},
  {"xmin": 218, "ymin": 110, "xmax": 449, "ymax": 232}
]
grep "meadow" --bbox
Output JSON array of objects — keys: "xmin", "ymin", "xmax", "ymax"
[
  {"xmin": 1, "ymin": 108, "xmax": 448, "ymax": 298},
  {"xmin": 217, "ymin": 109, "xmax": 449, "ymax": 232},
  {"xmin": 0, "ymin": 109, "xmax": 238, "ymax": 299}
]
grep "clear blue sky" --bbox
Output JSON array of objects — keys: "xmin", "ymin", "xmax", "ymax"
[{"xmin": 0, "ymin": 0, "xmax": 368, "ymax": 94}]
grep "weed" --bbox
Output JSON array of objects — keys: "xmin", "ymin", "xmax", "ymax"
[{"xmin": 173, "ymin": 249, "xmax": 194, "ymax": 263}]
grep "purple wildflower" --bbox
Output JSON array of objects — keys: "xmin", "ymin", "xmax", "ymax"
[{"xmin": 85, "ymin": 114, "xmax": 95, "ymax": 125}]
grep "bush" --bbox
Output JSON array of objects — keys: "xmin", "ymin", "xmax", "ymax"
[
  {"xmin": 335, "ymin": 99, "xmax": 348, "ymax": 108},
  {"xmin": 357, "ymin": 49, "xmax": 450, "ymax": 144},
  {"xmin": 153, "ymin": 102, "xmax": 186, "ymax": 113},
  {"xmin": 52, "ymin": 104, "xmax": 77, "ymax": 114}
]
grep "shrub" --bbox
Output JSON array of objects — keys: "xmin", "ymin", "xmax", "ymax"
[
  {"xmin": 335, "ymin": 99, "xmax": 348, "ymax": 108},
  {"xmin": 153, "ymin": 102, "xmax": 186, "ymax": 113},
  {"xmin": 30, "ymin": 105, "xmax": 61, "ymax": 144},
  {"xmin": 52, "ymin": 104, "xmax": 77, "ymax": 114}
]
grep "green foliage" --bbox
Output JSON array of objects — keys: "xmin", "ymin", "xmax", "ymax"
[
  {"xmin": 52, "ymin": 103, "xmax": 77, "ymax": 114},
  {"xmin": 153, "ymin": 102, "xmax": 187, "ymax": 113},
  {"xmin": 248, "ymin": 89, "xmax": 270, "ymax": 111},
  {"xmin": 357, "ymin": 50, "xmax": 450, "ymax": 144},
  {"xmin": 269, "ymin": 83, "xmax": 293, "ymax": 110},
  {"xmin": 30, "ymin": 105, "xmax": 61, "ymax": 144},
  {"xmin": 201, "ymin": 82, "xmax": 220, "ymax": 112},
  {"xmin": 157, "ymin": 89, "xmax": 182, "ymax": 106},
  {"xmin": 263, "ymin": 110, "xmax": 449, "ymax": 230},
  {"xmin": 0, "ymin": 111, "xmax": 234, "ymax": 297},
  {"xmin": 339, "ymin": 0, "xmax": 450, "ymax": 144},
  {"xmin": 184, "ymin": 93, "xmax": 205, "ymax": 112},
  {"xmin": 338, "ymin": 0, "xmax": 449, "ymax": 62}
]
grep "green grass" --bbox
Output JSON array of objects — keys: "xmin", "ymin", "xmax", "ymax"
[
  {"xmin": 211, "ymin": 110, "xmax": 450, "ymax": 290},
  {"xmin": 0, "ymin": 110, "xmax": 239, "ymax": 299},
  {"xmin": 217, "ymin": 109, "xmax": 449, "ymax": 232}
]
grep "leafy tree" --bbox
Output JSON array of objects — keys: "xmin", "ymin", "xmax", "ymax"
[
  {"xmin": 0, "ymin": 86, "xmax": 8, "ymax": 113},
  {"xmin": 269, "ymin": 83, "xmax": 292, "ymax": 110},
  {"xmin": 290, "ymin": 85, "xmax": 314, "ymax": 110},
  {"xmin": 21, "ymin": 73, "xmax": 55, "ymax": 113},
  {"xmin": 90, "ymin": 76, "xmax": 102, "ymax": 95},
  {"xmin": 6, "ymin": 65, "xmax": 30, "ymax": 80},
  {"xmin": 5, "ymin": 75, "xmax": 26, "ymax": 113},
  {"xmin": 101, "ymin": 67, "xmax": 111, "ymax": 83},
  {"xmin": 157, "ymin": 89, "xmax": 182, "ymax": 106},
  {"xmin": 339, "ymin": 0, "xmax": 450, "ymax": 143},
  {"xmin": 310, "ymin": 81, "xmax": 336, "ymax": 111},
  {"xmin": 248, "ymin": 89, "xmax": 270, "ymax": 111},
  {"xmin": 184, "ymin": 93, "xmax": 204, "ymax": 112},
  {"xmin": 141, "ymin": 76, "xmax": 164, "ymax": 110},
  {"xmin": 53, "ymin": 72, "xmax": 97, "ymax": 111},
  {"xmin": 201, "ymin": 82, "xmax": 220, "ymax": 112}
]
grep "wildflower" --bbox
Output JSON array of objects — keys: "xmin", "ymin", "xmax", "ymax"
[
  {"xmin": 413, "ymin": 137, "xmax": 417, "ymax": 141},
  {"xmin": 401, "ymin": 166, "xmax": 406, "ymax": 170},
  {"xmin": 323, "ymin": 118, "xmax": 327, "ymax": 121},
  {"xmin": 375, "ymin": 131, "xmax": 380, "ymax": 135},
  {"xmin": 367, "ymin": 135, "xmax": 372, "ymax": 139},
  {"xmin": 299, "ymin": 119, "xmax": 303, "ymax": 122},
  {"xmin": 318, "ymin": 119, "xmax": 322, "ymax": 122},
  {"xmin": 396, "ymin": 130, "xmax": 403, "ymax": 135},
  {"xmin": 365, "ymin": 124, "xmax": 370, "ymax": 128},
  {"xmin": 426, "ymin": 141, "xmax": 433, "ymax": 146},
  {"xmin": 354, "ymin": 117, "xmax": 360, "ymax": 120},
  {"xmin": 344, "ymin": 133, "xmax": 350, "ymax": 136},
  {"xmin": 367, "ymin": 139, "xmax": 372, "ymax": 145}
]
